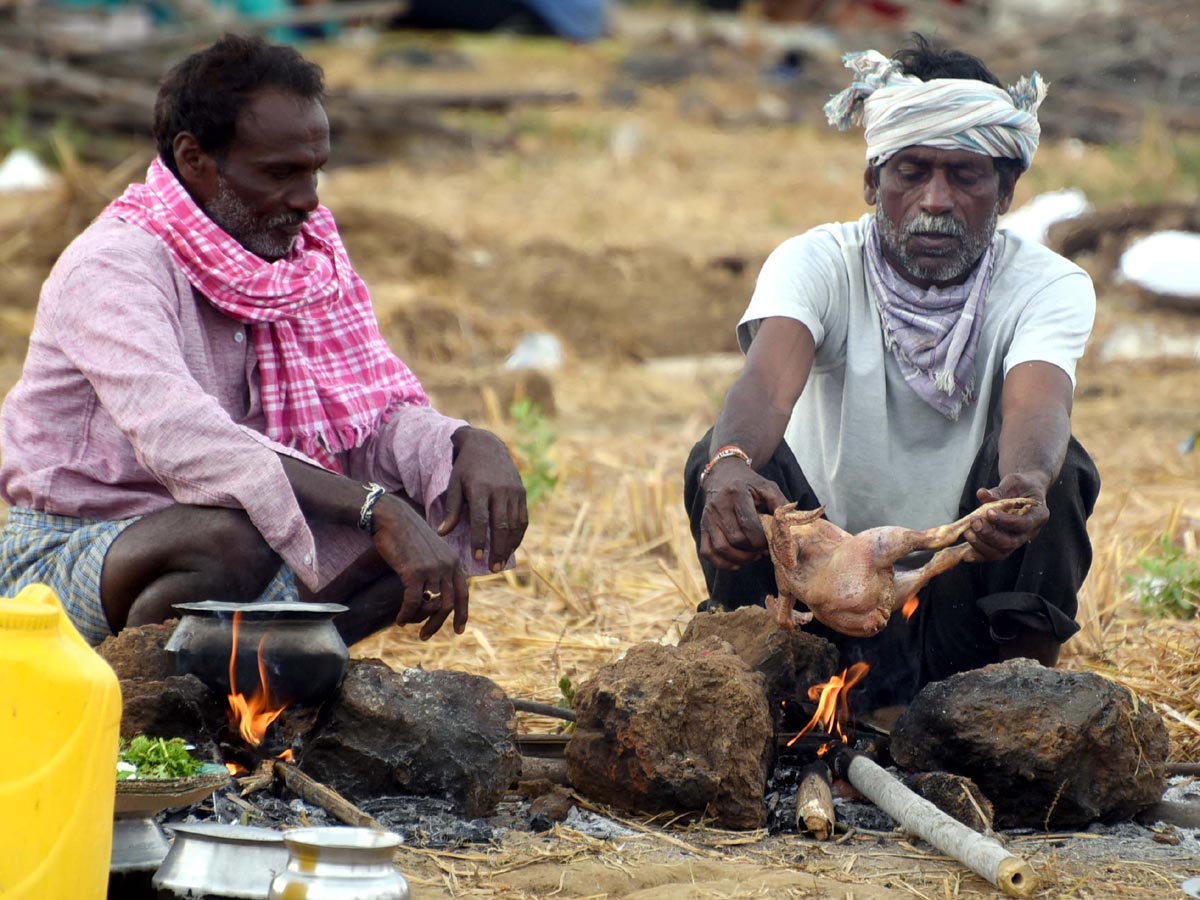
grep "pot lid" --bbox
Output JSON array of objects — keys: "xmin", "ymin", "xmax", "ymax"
[
  {"xmin": 172, "ymin": 600, "xmax": 349, "ymax": 619},
  {"xmin": 164, "ymin": 822, "xmax": 286, "ymax": 844}
]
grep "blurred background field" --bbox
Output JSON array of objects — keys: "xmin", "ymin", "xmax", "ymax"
[{"xmin": 0, "ymin": 0, "xmax": 1197, "ymax": 840}]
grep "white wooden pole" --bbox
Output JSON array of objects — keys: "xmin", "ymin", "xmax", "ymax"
[{"xmin": 842, "ymin": 752, "xmax": 1037, "ymax": 898}]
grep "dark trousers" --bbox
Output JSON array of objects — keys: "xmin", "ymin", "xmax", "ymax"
[{"xmin": 683, "ymin": 429, "xmax": 1101, "ymax": 708}]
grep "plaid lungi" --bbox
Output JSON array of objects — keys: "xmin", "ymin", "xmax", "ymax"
[{"xmin": 0, "ymin": 507, "xmax": 298, "ymax": 646}]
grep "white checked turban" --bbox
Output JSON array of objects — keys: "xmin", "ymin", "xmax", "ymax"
[{"xmin": 824, "ymin": 49, "xmax": 1047, "ymax": 169}]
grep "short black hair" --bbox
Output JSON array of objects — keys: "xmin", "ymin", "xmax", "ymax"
[
  {"xmin": 891, "ymin": 33, "xmax": 1003, "ymax": 88},
  {"xmin": 887, "ymin": 33, "xmax": 1024, "ymax": 190},
  {"xmin": 153, "ymin": 33, "xmax": 325, "ymax": 176}
]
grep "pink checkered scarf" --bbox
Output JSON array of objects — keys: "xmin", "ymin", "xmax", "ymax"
[{"xmin": 102, "ymin": 158, "xmax": 428, "ymax": 472}]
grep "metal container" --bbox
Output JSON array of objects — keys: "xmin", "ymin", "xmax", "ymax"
[
  {"xmin": 110, "ymin": 814, "xmax": 171, "ymax": 900},
  {"xmin": 152, "ymin": 823, "xmax": 288, "ymax": 900},
  {"xmin": 112, "ymin": 814, "xmax": 171, "ymax": 874},
  {"xmin": 268, "ymin": 827, "xmax": 409, "ymax": 900},
  {"xmin": 164, "ymin": 601, "xmax": 349, "ymax": 708}
]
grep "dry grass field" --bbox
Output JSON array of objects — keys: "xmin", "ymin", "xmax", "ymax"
[{"xmin": 0, "ymin": 14, "xmax": 1197, "ymax": 898}]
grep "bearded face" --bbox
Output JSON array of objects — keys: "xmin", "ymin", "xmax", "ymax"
[
  {"xmin": 867, "ymin": 146, "xmax": 1014, "ymax": 288},
  {"xmin": 875, "ymin": 203, "xmax": 998, "ymax": 285},
  {"xmin": 204, "ymin": 173, "xmax": 308, "ymax": 261},
  {"xmin": 180, "ymin": 88, "xmax": 329, "ymax": 263}
]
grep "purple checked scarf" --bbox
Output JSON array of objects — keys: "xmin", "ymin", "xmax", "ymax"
[{"xmin": 863, "ymin": 217, "xmax": 996, "ymax": 420}]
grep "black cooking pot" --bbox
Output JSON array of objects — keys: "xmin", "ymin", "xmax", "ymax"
[{"xmin": 164, "ymin": 601, "xmax": 349, "ymax": 709}]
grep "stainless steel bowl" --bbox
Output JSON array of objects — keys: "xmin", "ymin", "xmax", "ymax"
[
  {"xmin": 269, "ymin": 827, "xmax": 409, "ymax": 900},
  {"xmin": 112, "ymin": 814, "xmax": 171, "ymax": 874},
  {"xmin": 152, "ymin": 823, "xmax": 288, "ymax": 900}
]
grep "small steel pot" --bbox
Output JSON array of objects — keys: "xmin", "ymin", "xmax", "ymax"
[
  {"xmin": 112, "ymin": 814, "xmax": 171, "ymax": 874},
  {"xmin": 110, "ymin": 814, "xmax": 171, "ymax": 900},
  {"xmin": 268, "ymin": 827, "xmax": 409, "ymax": 900},
  {"xmin": 164, "ymin": 601, "xmax": 349, "ymax": 708},
  {"xmin": 152, "ymin": 823, "xmax": 289, "ymax": 900}
]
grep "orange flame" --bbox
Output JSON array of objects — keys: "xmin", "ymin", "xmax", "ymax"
[
  {"xmin": 901, "ymin": 596, "xmax": 919, "ymax": 620},
  {"xmin": 226, "ymin": 761, "xmax": 248, "ymax": 776},
  {"xmin": 277, "ymin": 748, "xmax": 294, "ymax": 763},
  {"xmin": 786, "ymin": 662, "xmax": 870, "ymax": 749},
  {"xmin": 226, "ymin": 611, "xmax": 287, "ymax": 747}
]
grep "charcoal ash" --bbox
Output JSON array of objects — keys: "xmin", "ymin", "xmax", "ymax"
[
  {"xmin": 358, "ymin": 795, "xmax": 506, "ymax": 848},
  {"xmin": 765, "ymin": 760, "xmax": 899, "ymax": 836}
]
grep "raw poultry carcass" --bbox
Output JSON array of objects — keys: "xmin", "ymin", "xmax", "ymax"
[{"xmin": 761, "ymin": 498, "xmax": 1037, "ymax": 636}]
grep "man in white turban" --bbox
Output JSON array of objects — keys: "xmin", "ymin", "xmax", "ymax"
[{"xmin": 684, "ymin": 35, "xmax": 1100, "ymax": 710}]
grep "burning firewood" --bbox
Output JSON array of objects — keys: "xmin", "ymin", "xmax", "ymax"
[
  {"xmin": 761, "ymin": 498, "xmax": 1037, "ymax": 635},
  {"xmin": 237, "ymin": 759, "xmax": 276, "ymax": 797},
  {"xmin": 795, "ymin": 761, "xmax": 835, "ymax": 840},
  {"xmin": 834, "ymin": 749, "xmax": 1037, "ymax": 898},
  {"xmin": 273, "ymin": 762, "xmax": 384, "ymax": 831}
]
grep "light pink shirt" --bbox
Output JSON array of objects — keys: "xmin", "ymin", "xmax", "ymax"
[{"xmin": 0, "ymin": 218, "xmax": 479, "ymax": 590}]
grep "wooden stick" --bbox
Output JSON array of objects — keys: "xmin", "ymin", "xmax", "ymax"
[
  {"xmin": 795, "ymin": 760, "xmax": 835, "ymax": 840},
  {"xmin": 1166, "ymin": 762, "xmax": 1200, "ymax": 776},
  {"xmin": 273, "ymin": 761, "xmax": 384, "ymax": 831},
  {"xmin": 237, "ymin": 759, "xmax": 276, "ymax": 797},
  {"xmin": 511, "ymin": 698, "xmax": 576, "ymax": 721},
  {"xmin": 518, "ymin": 756, "xmax": 572, "ymax": 787},
  {"xmin": 516, "ymin": 734, "xmax": 570, "ymax": 758},
  {"xmin": 1135, "ymin": 800, "xmax": 1200, "ymax": 830},
  {"xmin": 837, "ymin": 751, "xmax": 1037, "ymax": 898}
]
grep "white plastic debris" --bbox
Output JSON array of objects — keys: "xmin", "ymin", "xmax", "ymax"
[
  {"xmin": 504, "ymin": 333, "xmax": 564, "ymax": 372},
  {"xmin": 1099, "ymin": 323, "xmax": 1200, "ymax": 363},
  {"xmin": 0, "ymin": 148, "xmax": 56, "ymax": 192},
  {"xmin": 609, "ymin": 120, "xmax": 646, "ymax": 167},
  {"xmin": 998, "ymin": 188, "xmax": 1090, "ymax": 245},
  {"xmin": 1118, "ymin": 230, "xmax": 1200, "ymax": 299}
]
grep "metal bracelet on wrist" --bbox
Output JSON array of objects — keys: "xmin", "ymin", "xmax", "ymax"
[{"xmin": 357, "ymin": 483, "xmax": 387, "ymax": 533}]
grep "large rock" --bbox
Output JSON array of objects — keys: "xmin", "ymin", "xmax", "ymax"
[
  {"xmin": 97, "ymin": 621, "xmax": 176, "ymax": 682},
  {"xmin": 679, "ymin": 607, "xmax": 839, "ymax": 712},
  {"xmin": 119, "ymin": 674, "xmax": 224, "ymax": 759},
  {"xmin": 890, "ymin": 659, "xmax": 1168, "ymax": 828},
  {"xmin": 566, "ymin": 637, "xmax": 774, "ymax": 829},
  {"xmin": 299, "ymin": 660, "xmax": 519, "ymax": 818}
]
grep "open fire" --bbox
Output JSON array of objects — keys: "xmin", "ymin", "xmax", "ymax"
[
  {"xmin": 787, "ymin": 661, "xmax": 870, "ymax": 753},
  {"xmin": 226, "ymin": 611, "xmax": 288, "ymax": 748}
]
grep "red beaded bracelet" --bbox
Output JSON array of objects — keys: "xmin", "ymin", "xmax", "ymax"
[{"xmin": 700, "ymin": 445, "xmax": 753, "ymax": 484}]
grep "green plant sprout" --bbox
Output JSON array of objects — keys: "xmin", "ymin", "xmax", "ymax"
[
  {"xmin": 557, "ymin": 675, "xmax": 576, "ymax": 734},
  {"xmin": 1126, "ymin": 533, "xmax": 1200, "ymax": 620},
  {"xmin": 509, "ymin": 398, "xmax": 558, "ymax": 505}
]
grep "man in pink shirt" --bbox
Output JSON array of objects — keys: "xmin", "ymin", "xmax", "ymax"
[{"xmin": 0, "ymin": 35, "xmax": 528, "ymax": 647}]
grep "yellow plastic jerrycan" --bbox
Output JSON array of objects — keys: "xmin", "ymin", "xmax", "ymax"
[{"xmin": 0, "ymin": 583, "xmax": 122, "ymax": 899}]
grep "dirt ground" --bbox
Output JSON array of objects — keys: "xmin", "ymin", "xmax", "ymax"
[{"xmin": 1, "ymin": 11, "xmax": 1198, "ymax": 899}]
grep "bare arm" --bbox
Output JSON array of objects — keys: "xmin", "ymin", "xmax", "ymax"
[
  {"xmin": 277, "ymin": 453, "xmax": 469, "ymax": 638},
  {"xmin": 700, "ymin": 317, "xmax": 816, "ymax": 569},
  {"xmin": 964, "ymin": 360, "xmax": 1073, "ymax": 563}
]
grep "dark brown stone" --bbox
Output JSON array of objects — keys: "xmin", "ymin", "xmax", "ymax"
[
  {"xmin": 98, "ymin": 621, "xmax": 177, "ymax": 682},
  {"xmin": 679, "ymin": 607, "xmax": 839, "ymax": 713},
  {"xmin": 119, "ymin": 674, "xmax": 224, "ymax": 759},
  {"xmin": 566, "ymin": 637, "xmax": 774, "ymax": 829},
  {"xmin": 299, "ymin": 659, "xmax": 520, "ymax": 818},
  {"xmin": 516, "ymin": 778, "xmax": 559, "ymax": 800},
  {"xmin": 902, "ymin": 771, "xmax": 994, "ymax": 831},
  {"xmin": 528, "ymin": 786, "xmax": 574, "ymax": 830},
  {"xmin": 890, "ymin": 659, "xmax": 1169, "ymax": 828}
]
